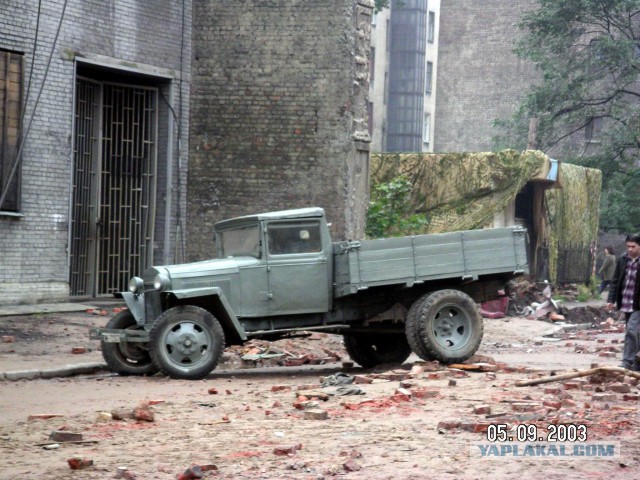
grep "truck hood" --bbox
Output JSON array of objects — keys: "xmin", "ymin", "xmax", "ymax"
[{"xmin": 143, "ymin": 257, "xmax": 259, "ymax": 287}]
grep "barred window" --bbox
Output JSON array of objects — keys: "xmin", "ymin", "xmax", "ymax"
[{"xmin": 0, "ymin": 50, "xmax": 23, "ymax": 211}]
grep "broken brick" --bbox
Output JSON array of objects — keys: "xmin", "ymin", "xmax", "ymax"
[
  {"xmin": 304, "ymin": 409, "xmax": 328, "ymax": 420},
  {"xmin": 460, "ymin": 422, "xmax": 491, "ymax": 433},
  {"xmin": 71, "ymin": 347, "xmax": 87, "ymax": 354},
  {"xmin": 542, "ymin": 400, "xmax": 562, "ymax": 410},
  {"xmin": 353, "ymin": 375, "xmax": 373, "ymax": 384},
  {"xmin": 49, "ymin": 431, "xmax": 83, "ymax": 442},
  {"xmin": 591, "ymin": 393, "xmax": 617, "ymax": 402},
  {"xmin": 177, "ymin": 464, "xmax": 218, "ymax": 480},
  {"xmin": 395, "ymin": 387, "xmax": 412, "ymax": 398},
  {"xmin": 343, "ymin": 459, "xmax": 361, "ymax": 472},
  {"xmin": 511, "ymin": 402, "xmax": 541, "ymax": 412},
  {"xmin": 623, "ymin": 394, "xmax": 640, "ymax": 401},
  {"xmin": 598, "ymin": 352, "xmax": 616, "ymax": 358},
  {"xmin": 273, "ymin": 444, "xmax": 303, "ymax": 456},
  {"xmin": 609, "ymin": 383, "xmax": 631, "ymax": 394},
  {"xmin": 437, "ymin": 420, "xmax": 460, "ymax": 430},
  {"xmin": 473, "ymin": 405, "xmax": 491, "ymax": 415},
  {"xmin": 272, "ymin": 385, "xmax": 292, "ymax": 392},
  {"xmin": 133, "ymin": 408, "xmax": 154, "ymax": 422},
  {"xmin": 296, "ymin": 390, "xmax": 329, "ymax": 401},
  {"xmin": 67, "ymin": 457, "xmax": 93, "ymax": 470},
  {"xmin": 412, "ymin": 388, "xmax": 439, "ymax": 399}
]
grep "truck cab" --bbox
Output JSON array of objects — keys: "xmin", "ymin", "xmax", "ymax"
[{"xmin": 213, "ymin": 207, "xmax": 333, "ymax": 316}]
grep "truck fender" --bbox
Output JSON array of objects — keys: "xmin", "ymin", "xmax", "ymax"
[
  {"xmin": 168, "ymin": 287, "xmax": 247, "ymax": 342},
  {"xmin": 120, "ymin": 292, "xmax": 146, "ymax": 326}
]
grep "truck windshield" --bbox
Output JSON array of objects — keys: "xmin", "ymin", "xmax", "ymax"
[{"xmin": 217, "ymin": 225, "xmax": 261, "ymax": 258}]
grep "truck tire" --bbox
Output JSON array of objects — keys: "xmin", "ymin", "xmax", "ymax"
[
  {"xmin": 101, "ymin": 310, "xmax": 159, "ymax": 376},
  {"xmin": 149, "ymin": 305, "xmax": 225, "ymax": 380},
  {"xmin": 344, "ymin": 333, "xmax": 412, "ymax": 368},
  {"xmin": 405, "ymin": 297, "xmax": 434, "ymax": 361},
  {"xmin": 413, "ymin": 289, "xmax": 483, "ymax": 364}
]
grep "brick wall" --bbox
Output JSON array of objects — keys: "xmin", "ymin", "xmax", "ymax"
[
  {"xmin": 434, "ymin": 0, "xmax": 539, "ymax": 153},
  {"xmin": 188, "ymin": 0, "xmax": 372, "ymax": 261},
  {"xmin": 0, "ymin": 0, "xmax": 190, "ymax": 304}
]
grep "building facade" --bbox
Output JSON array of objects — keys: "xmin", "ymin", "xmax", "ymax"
[
  {"xmin": 433, "ymin": 0, "xmax": 538, "ymax": 152},
  {"xmin": 1, "ymin": 0, "xmax": 373, "ymax": 304},
  {"xmin": 0, "ymin": 0, "xmax": 191, "ymax": 304},
  {"xmin": 187, "ymin": 0, "xmax": 373, "ymax": 260},
  {"xmin": 369, "ymin": 0, "xmax": 440, "ymax": 153}
]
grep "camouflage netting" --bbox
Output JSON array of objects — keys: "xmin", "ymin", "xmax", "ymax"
[
  {"xmin": 371, "ymin": 150, "xmax": 551, "ymax": 233},
  {"xmin": 370, "ymin": 150, "xmax": 602, "ymax": 283},
  {"xmin": 545, "ymin": 162, "xmax": 602, "ymax": 282}
]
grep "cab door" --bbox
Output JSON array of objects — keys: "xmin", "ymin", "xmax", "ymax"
[{"xmin": 265, "ymin": 220, "xmax": 330, "ymax": 315}]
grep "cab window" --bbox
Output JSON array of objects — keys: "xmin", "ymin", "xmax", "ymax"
[
  {"xmin": 267, "ymin": 222, "xmax": 321, "ymax": 255},
  {"xmin": 218, "ymin": 225, "xmax": 261, "ymax": 258}
]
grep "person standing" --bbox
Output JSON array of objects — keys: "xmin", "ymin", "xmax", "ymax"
[
  {"xmin": 598, "ymin": 246, "xmax": 616, "ymax": 293},
  {"xmin": 607, "ymin": 234, "xmax": 640, "ymax": 371}
]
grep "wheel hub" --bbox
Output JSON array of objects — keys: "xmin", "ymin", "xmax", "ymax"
[
  {"xmin": 433, "ymin": 306, "xmax": 470, "ymax": 349},
  {"xmin": 175, "ymin": 332, "xmax": 199, "ymax": 354}
]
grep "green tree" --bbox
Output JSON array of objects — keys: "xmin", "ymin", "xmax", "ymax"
[
  {"xmin": 495, "ymin": 0, "xmax": 640, "ymax": 232},
  {"xmin": 375, "ymin": 0, "xmax": 390, "ymax": 13},
  {"xmin": 366, "ymin": 176, "xmax": 428, "ymax": 238}
]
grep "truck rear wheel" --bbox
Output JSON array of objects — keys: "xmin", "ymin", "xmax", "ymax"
[
  {"xmin": 101, "ymin": 311, "xmax": 159, "ymax": 376},
  {"xmin": 149, "ymin": 305, "xmax": 225, "ymax": 380},
  {"xmin": 412, "ymin": 289, "xmax": 483, "ymax": 364},
  {"xmin": 344, "ymin": 333, "xmax": 412, "ymax": 368},
  {"xmin": 405, "ymin": 297, "xmax": 434, "ymax": 361}
]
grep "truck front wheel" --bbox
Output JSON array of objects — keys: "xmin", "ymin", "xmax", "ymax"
[
  {"xmin": 344, "ymin": 333, "xmax": 411, "ymax": 368},
  {"xmin": 101, "ymin": 311, "xmax": 159, "ymax": 376},
  {"xmin": 412, "ymin": 289, "xmax": 483, "ymax": 364},
  {"xmin": 149, "ymin": 305, "xmax": 225, "ymax": 380}
]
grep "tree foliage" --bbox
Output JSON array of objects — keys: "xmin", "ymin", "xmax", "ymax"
[
  {"xmin": 366, "ymin": 176, "xmax": 428, "ymax": 238},
  {"xmin": 374, "ymin": 0, "xmax": 390, "ymax": 13},
  {"xmin": 494, "ymin": 0, "xmax": 640, "ymax": 232}
]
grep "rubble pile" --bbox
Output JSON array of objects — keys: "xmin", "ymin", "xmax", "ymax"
[{"xmin": 221, "ymin": 333, "xmax": 348, "ymax": 369}]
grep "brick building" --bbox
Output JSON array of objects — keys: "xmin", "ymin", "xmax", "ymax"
[
  {"xmin": 0, "ymin": 0, "xmax": 191, "ymax": 304},
  {"xmin": 187, "ymin": 0, "xmax": 372, "ymax": 261},
  {"xmin": 434, "ymin": 0, "xmax": 539, "ymax": 152},
  {"xmin": 0, "ymin": 0, "xmax": 372, "ymax": 304}
]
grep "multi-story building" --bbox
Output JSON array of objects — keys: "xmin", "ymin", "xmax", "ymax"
[
  {"xmin": 0, "ymin": 1, "xmax": 191, "ymax": 304},
  {"xmin": 371, "ymin": 0, "xmax": 602, "ymax": 155},
  {"xmin": 0, "ymin": 0, "xmax": 373, "ymax": 305},
  {"xmin": 369, "ymin": 0, "xmax": 440, "ymax": 153}
]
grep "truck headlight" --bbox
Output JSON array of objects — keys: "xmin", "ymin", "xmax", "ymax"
[
  {"xmin": 154, "ymin": 274, "xmax": 171, "ymax": 292},
  {"xmin": 128, "ymin": 277, "xmax": 144, "ymax": 294}
]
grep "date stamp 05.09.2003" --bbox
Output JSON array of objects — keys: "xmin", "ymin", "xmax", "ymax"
[{"xmin": 470, "ymin": 424, "xmax": 620, "ymax": 459}]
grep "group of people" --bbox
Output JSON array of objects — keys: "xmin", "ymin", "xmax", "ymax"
[{"xmin": 600, "ymin": 235, "xmax": 640, "ymax": 372}]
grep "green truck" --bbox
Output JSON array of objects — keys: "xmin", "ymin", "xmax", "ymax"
[{"xmin": 90, "ymin": 207, "xmax": 528, "ymax": 380}]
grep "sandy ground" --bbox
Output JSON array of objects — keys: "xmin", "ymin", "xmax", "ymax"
[{"xmin": 0, "ymin": 309, "xmax": 639, "ymax": 479}]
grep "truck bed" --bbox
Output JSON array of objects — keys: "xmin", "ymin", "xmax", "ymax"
[{"xmin": 333, "ymin": 227, "xmax": 528, "ymax": 298}]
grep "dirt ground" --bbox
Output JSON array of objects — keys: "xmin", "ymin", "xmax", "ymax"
[{"xmin": 0, "ymin": 307, "xmax": 639, "ymax": 480}]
